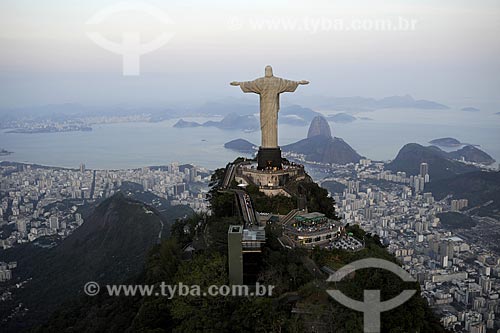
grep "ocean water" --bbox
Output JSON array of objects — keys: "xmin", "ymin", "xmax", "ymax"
[{"xmin": 0, "ymin": 109, "xmax": 499, "ymax": 170}]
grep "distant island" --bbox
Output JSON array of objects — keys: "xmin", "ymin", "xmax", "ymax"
[
  {"xmin": 327, "ymin": 113, "xmax": 356, "ymax": 123},
  {"xmin": 461, "ymin": 107, "xmax": 480, "ymax": 112},
  {"xmin": 173, "ymin": 119, "xmax": 201, "ymax": 128},
  {"xmin": 174, "ymin": 113, "xmax": 259, "ymax": 132},
  {"xmin": 429, "ymin": 137, "xmax": 462, "ymax": 147},
  {"xmin": 429, "ymin": 138, "xmax": 482, "ymax": 154},
  {"xmin": 0, "ymin": 149, "xmax": 13, "ymax": 156},
  {"xmin": 223, "ymin": 139, "xmax": 257, "ymax": 153},
  {"xmin": 496, "ymin": 112, "xmax": 500, "ymax": 116}
]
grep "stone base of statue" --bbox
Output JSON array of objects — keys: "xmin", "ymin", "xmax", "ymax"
[{"xmin": 257, "ymin": 147, "xmax": 282, "ymax": 170}]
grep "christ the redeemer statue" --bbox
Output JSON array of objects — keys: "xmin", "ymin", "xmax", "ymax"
[{"xmin": 231, "ymin": 66, "xmax": 308, "ymax": 169}]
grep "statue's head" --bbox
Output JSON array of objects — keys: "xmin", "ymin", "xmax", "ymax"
[{"xmin": 265, "ymin": 65, "xmax": 273, "ymax": 77}]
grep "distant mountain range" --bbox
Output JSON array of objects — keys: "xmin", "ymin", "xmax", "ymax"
[
  {"xmin": 0, "ymin": 94, "xmax": 451, "ymax": 128},
  {"xmin": 174, "ymin": 113, "xmax": 259, "ymax": 131},
  {"xmin": 190, "ymin": 95, "xmax": 449, "ymax": 120},
  {"xmin": 461, "ymin": 107, "xmax": 480, "ymax": 112},
  {"xmin": 191, "ymin": 101, "xmax": 497, "ymax": 122},
  {"xmin": 173, "ymin": 105, "xmax": 323, "ymax": 131},
  {"xmin": 386, "ymin": 143, "xmax": 485, "ymax": 181},
  {"xmin": 291, "ymin": 94, "xmax": 449, "ymax": 111}
]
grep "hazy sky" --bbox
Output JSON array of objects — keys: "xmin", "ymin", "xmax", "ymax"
[{"xmin": 1, "ymin": 0, "xmax": 499, "ymax": 108}]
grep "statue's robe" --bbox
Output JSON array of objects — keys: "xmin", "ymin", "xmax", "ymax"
[{"xmin": 239, "ymin": 77, "xmax": 299, "ymax": 148}]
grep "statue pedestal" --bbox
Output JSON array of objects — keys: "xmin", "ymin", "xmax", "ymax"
[{"xmin": 257, "ymin": 147, "xmax": 282, "ymax": 170}]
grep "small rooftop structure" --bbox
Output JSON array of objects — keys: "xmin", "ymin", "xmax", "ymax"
[
  {"xmin": 242, "ymin": 226, "xmax": 266, "ymax": 253},
  {"xmin": 227, "ymin": 224, "xmax": 267, "ymax": 285},
  {"xmin": 284, "ymin": 211, "xmax": 343, "ymax": 248},
  {"xmin": 228, "ymin": 225, "xmax": 243, "ymax": 285},
  {"xmin": 294, "ymin": 212, "xmax": 327, "ymax": 225}
]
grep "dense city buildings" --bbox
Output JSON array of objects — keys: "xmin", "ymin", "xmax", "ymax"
[
  {"xmin": 0, "ymin": 162, "xmax": 210, "ymax": 250},
  {"xmin": 282, "ymin": 147, "xmax": 500, "ymax": 332},
  {"xmin": 310, "ymin": 158, "xmax": 500, "ymax": 333}
]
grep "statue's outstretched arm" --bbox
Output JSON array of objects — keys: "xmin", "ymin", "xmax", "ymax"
[
  {"xmin": 279, "ymin": 78, "xmax": 308, "ymax": 93},
  {"xmin": 235, "ymin": 80, "xmax": 261, "ymax": 94}
]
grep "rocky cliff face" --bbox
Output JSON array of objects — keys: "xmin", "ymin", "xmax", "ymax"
[
  {"xmin": 283, "ymin": 136, "xmax": 362, "ymax": 165},
  {"xmin": 307, "ymin": 116, "xmax": 332, "ymax": 139},
  {"xmin": 284, "ymin": 116, "xmax": 362, "ymax": 165}
]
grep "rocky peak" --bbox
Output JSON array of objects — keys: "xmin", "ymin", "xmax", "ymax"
[{"xmin": 307, "ymin": 116, "xmax": 332, "ymax": 139}]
